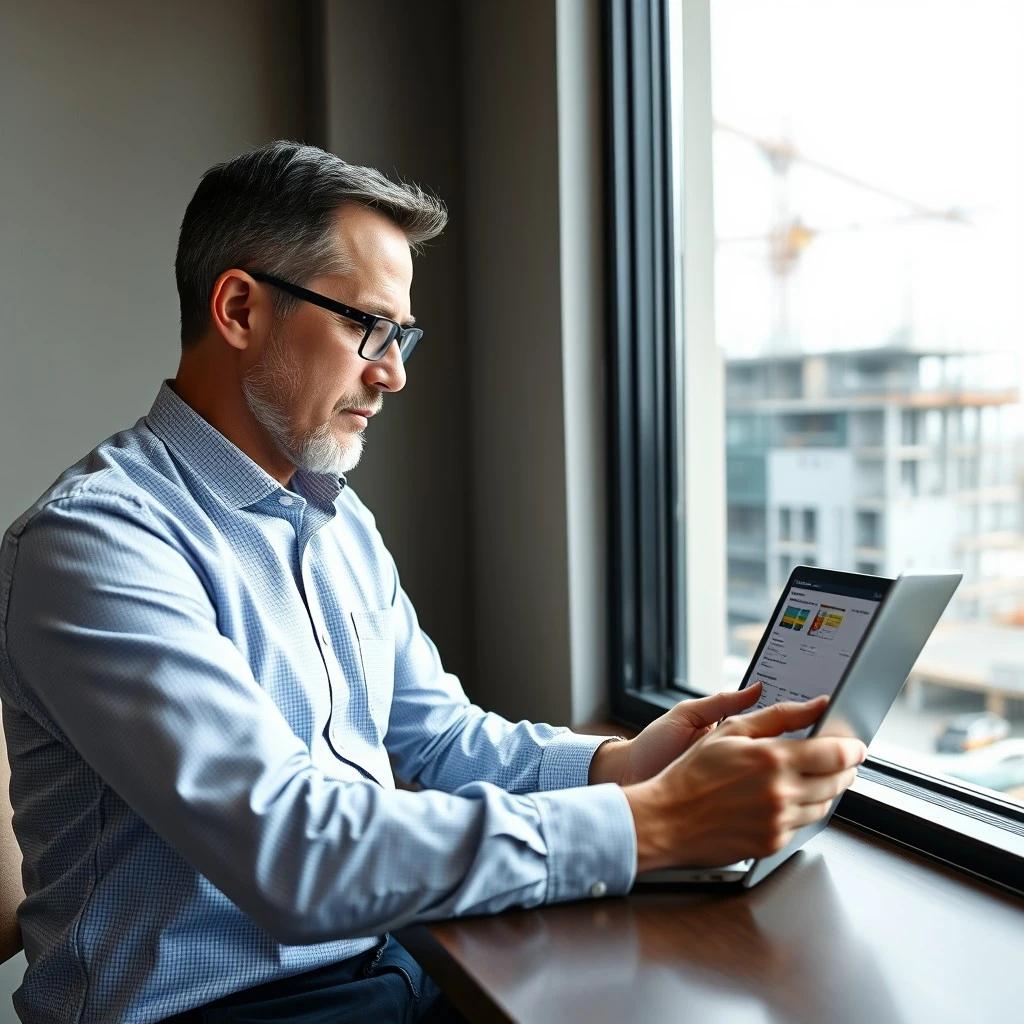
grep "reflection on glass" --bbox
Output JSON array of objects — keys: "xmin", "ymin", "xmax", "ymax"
[{"xmin": 706, "ymin": 0, "xmax": 1024, "ymax": 806}]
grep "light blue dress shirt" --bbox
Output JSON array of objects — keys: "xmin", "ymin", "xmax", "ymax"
[{"xmin": 0, "ymin": 383, "xmax": 637, "ymax": 1024}]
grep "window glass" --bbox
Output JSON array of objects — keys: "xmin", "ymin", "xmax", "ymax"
[
  {"xmin": 710, "ymin": 0, "xmax": 1024, "ymax": 806},
  {"xmin": 802, "ymin": 508, "xmax": 817, "ymax": 544},
  {"xmin": 855, "ymin": 511, "xmax": 881, "ymax": 550},
  {"xmin": 779, "ymin": 507, "xmax": 791, "ymax": 541}
]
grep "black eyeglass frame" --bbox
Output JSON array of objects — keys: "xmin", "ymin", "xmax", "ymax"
[{"xmin": 249, "ymin": 271, "xmax": 423, "ymax": 362}]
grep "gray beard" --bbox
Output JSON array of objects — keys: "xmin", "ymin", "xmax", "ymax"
[{"xmin": 241, "ymin": 339, "xmax": 366, "ymax": 477}]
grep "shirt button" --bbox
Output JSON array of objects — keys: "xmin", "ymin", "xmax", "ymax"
[
  {"xmin": 278, "ymin": 495, "xmax": 295, "ymax": 506},
  {"xmin": 590, "ymin": 881, "xmax": 608, "ymax": 899}
]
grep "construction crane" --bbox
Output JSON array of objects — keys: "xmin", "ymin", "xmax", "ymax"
[{"xmin": 713, "ymin": 121, "xmax": 972, "ymax": 343}]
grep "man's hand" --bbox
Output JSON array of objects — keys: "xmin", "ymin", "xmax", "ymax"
[
  {"xmin": 623, "ymin": 696, "xmax": 866, "ymax": 872},
  {"xmin": 589, "ymin": 682, "xmax": 764, "ymax": 786}
]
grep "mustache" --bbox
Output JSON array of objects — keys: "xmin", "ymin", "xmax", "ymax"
[{"xmin": 333, "ymin": 394, "xmax": 383, "ymax": 416}]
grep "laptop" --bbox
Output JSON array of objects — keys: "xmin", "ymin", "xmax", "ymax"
[{"xmin": 636, "ymin": 566, "xmax": 962, "ymax": 888}]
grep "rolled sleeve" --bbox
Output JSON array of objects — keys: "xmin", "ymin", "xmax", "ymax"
[
  {"xmin": 532, "ymin": 782, "xmax": 637, "ymax": 902},
  {"xmin": 538, "ymin": 731, "xmax": 623, "ymax": 791}
]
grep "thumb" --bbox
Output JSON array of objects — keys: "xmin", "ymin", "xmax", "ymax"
[{"xmin": 673, "ymin": 681, "xmax": 762, "ymax": 729}]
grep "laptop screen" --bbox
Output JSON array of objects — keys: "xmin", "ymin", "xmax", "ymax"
[{"xmin": 739, "ymin": 568, "xmax": 891, "ymax": 732}]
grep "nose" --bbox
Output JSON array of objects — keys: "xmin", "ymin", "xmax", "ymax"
[{"xmin": 363, "ymin": 339, "xmax": 407, "ymax": 394}]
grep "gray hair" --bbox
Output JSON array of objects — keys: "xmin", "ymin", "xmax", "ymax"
[{"xmin": 174, "ymin": 141, "xmax": 447, "ymax": 345}]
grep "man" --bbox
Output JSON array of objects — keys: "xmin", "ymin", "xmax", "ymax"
[{"xmin": 0, "ymin": 142, "xmax": 864, "ymax": 1023}]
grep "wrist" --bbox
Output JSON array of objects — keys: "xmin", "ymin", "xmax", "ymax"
[
  {"xmin": 623, "ymin": 778, "xmax": 677, "ymax": 873},
  {"xmin": 588, "ymin": 737, "xmax": 631, "ymax": 785}
]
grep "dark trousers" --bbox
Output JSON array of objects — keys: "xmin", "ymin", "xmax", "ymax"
[{"xmin": 162, "ymin": 935, "xmax": 465, "ymax": 1023}]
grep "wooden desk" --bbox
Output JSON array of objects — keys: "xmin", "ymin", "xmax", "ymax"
[{"xmin": 399, "ymin": 822, "xmax": 1023, "ymax": 1023}]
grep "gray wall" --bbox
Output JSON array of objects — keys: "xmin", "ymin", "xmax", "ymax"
[
  {"xmin": 460, "ymin": 0, "xmax": 609, "ymax": 725},
  {"xmin": 321, "ymin": 0, "xmax": 473, "ymax": 685},
  {"xmin": 461, "ymin": 0, "xmax": 574, "ymax": 721}
]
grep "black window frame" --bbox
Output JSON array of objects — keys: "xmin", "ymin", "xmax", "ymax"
[{"xmin": 603, "ymin": 0, "xmax": 1024, "ymax": 896}]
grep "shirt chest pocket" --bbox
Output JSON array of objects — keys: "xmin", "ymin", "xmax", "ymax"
[{"xmin": 350, "ymin": 608, "xmax": 396, "ymax": 739}]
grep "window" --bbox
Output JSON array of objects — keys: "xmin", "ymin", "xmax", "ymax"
[
  {"xmin": 899, "ymin": 460, "xmax": 919, "ymax": 498},
  {"xmin": 901, "ymin": 411, "xmax": 920, "ymax": 448},
  {"xmin": 778, "ymin": 507, "xmax": 792, "ymax": 542},
  {"xmin": 802, "ymin": 508, "xmax": 817, "ymax": 544},
  {"xmin": 855, "ymin": 510, "xmax": 882, "ymax": 550},
  {"xmin": 606, "ymin": 0, "xmax": 1024, "ymax": 891}
]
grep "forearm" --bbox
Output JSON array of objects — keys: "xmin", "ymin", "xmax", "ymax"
[
  {"xmin": 387, "ymin": 576, "xmax": 623, "ymax": 794},
  {"xmin": 390, "ymin": 698, "xmax": 621, "ymax": 795},
  {"xmin": 182, "ymin": 776, "xmax": 636, "ymax": 944}
]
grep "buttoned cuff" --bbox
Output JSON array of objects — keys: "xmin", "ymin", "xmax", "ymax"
[
  {"xmin": 531, "ymin": 783, "xmax": 637, "ymax": 904},
  {"xmin": 537, "ymin": 732, "xmax": 623, "ymax": 791}
]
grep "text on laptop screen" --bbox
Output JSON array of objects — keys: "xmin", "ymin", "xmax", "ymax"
[{"xmin": 743, "ymin": 575, "xmax": 886, "ymax": 717}]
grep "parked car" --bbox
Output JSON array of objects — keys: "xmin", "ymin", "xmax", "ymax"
[
  {"xmin": 935, "ymin": 711, "xmax": 1010, "ymax": 753},
  {"xmin": 935, "ymin": 739, "xmax": 1024, "ymax": 795}
]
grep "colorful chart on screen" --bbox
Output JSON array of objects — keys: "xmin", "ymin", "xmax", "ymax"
[{"xmin": 743, "ymin": 575, "xmax": 885, "ymax": 734}]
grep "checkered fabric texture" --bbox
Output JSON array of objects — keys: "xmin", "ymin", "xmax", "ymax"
[{"xmin": 0, "ymin": 383, "xmax": 636, "ymax": 1023}]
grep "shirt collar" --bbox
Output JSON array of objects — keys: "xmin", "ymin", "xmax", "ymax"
[{"xmin": 145, "ymin": 381, "xmax": 346, "ymax": 511}]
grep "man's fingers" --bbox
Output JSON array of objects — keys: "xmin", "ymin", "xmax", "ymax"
[
  {"xmin": 772, "ymin": 737, "xmax": 867, "ymax": 775},
  {"xmin": 787, "ymin": 800, "xmax": 837, "ymax": 831},
  {"xmin": 795, "ymin": 766, "xmax": 859, "ymax": 804},
  {"xmin": 723, "ymin": 695, "xmax": 829, "ymax": 738},
  {"xmin": 672, "ymin": 682, "xmax": 762, "ymax": 730}
]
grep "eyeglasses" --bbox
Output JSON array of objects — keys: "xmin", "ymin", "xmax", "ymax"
[{"xmin": 249, "ymin": 271, "xmax": 424, "ymax": 362}]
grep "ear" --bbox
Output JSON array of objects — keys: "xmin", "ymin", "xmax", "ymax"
[{"xmin": 208, "ymin": 269, "xmax": 273, "ymax": 352}]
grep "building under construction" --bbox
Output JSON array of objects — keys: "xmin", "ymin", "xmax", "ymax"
[{"xmin": 724, "ymin": 345, "xmax": 1024, "ymax": 647}]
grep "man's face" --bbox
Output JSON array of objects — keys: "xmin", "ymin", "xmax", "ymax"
[{"xmin": 242, "ymin": 203, "xmax": 413, "ymax": 476}]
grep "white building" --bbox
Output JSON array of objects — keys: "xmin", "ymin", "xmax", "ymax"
[{"xmin": 725, "ymin": 347, "xmax": 1024, "ymax": 648}]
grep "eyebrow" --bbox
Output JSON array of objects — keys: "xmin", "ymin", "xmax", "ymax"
[{"xmin": 363, "ymin": 304, "xmax": 416, "ymax": 328}]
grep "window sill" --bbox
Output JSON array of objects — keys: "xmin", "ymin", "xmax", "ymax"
[{"xmin": 838, "ymin": 769, "xmax": 1024, "ymax": 897}]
